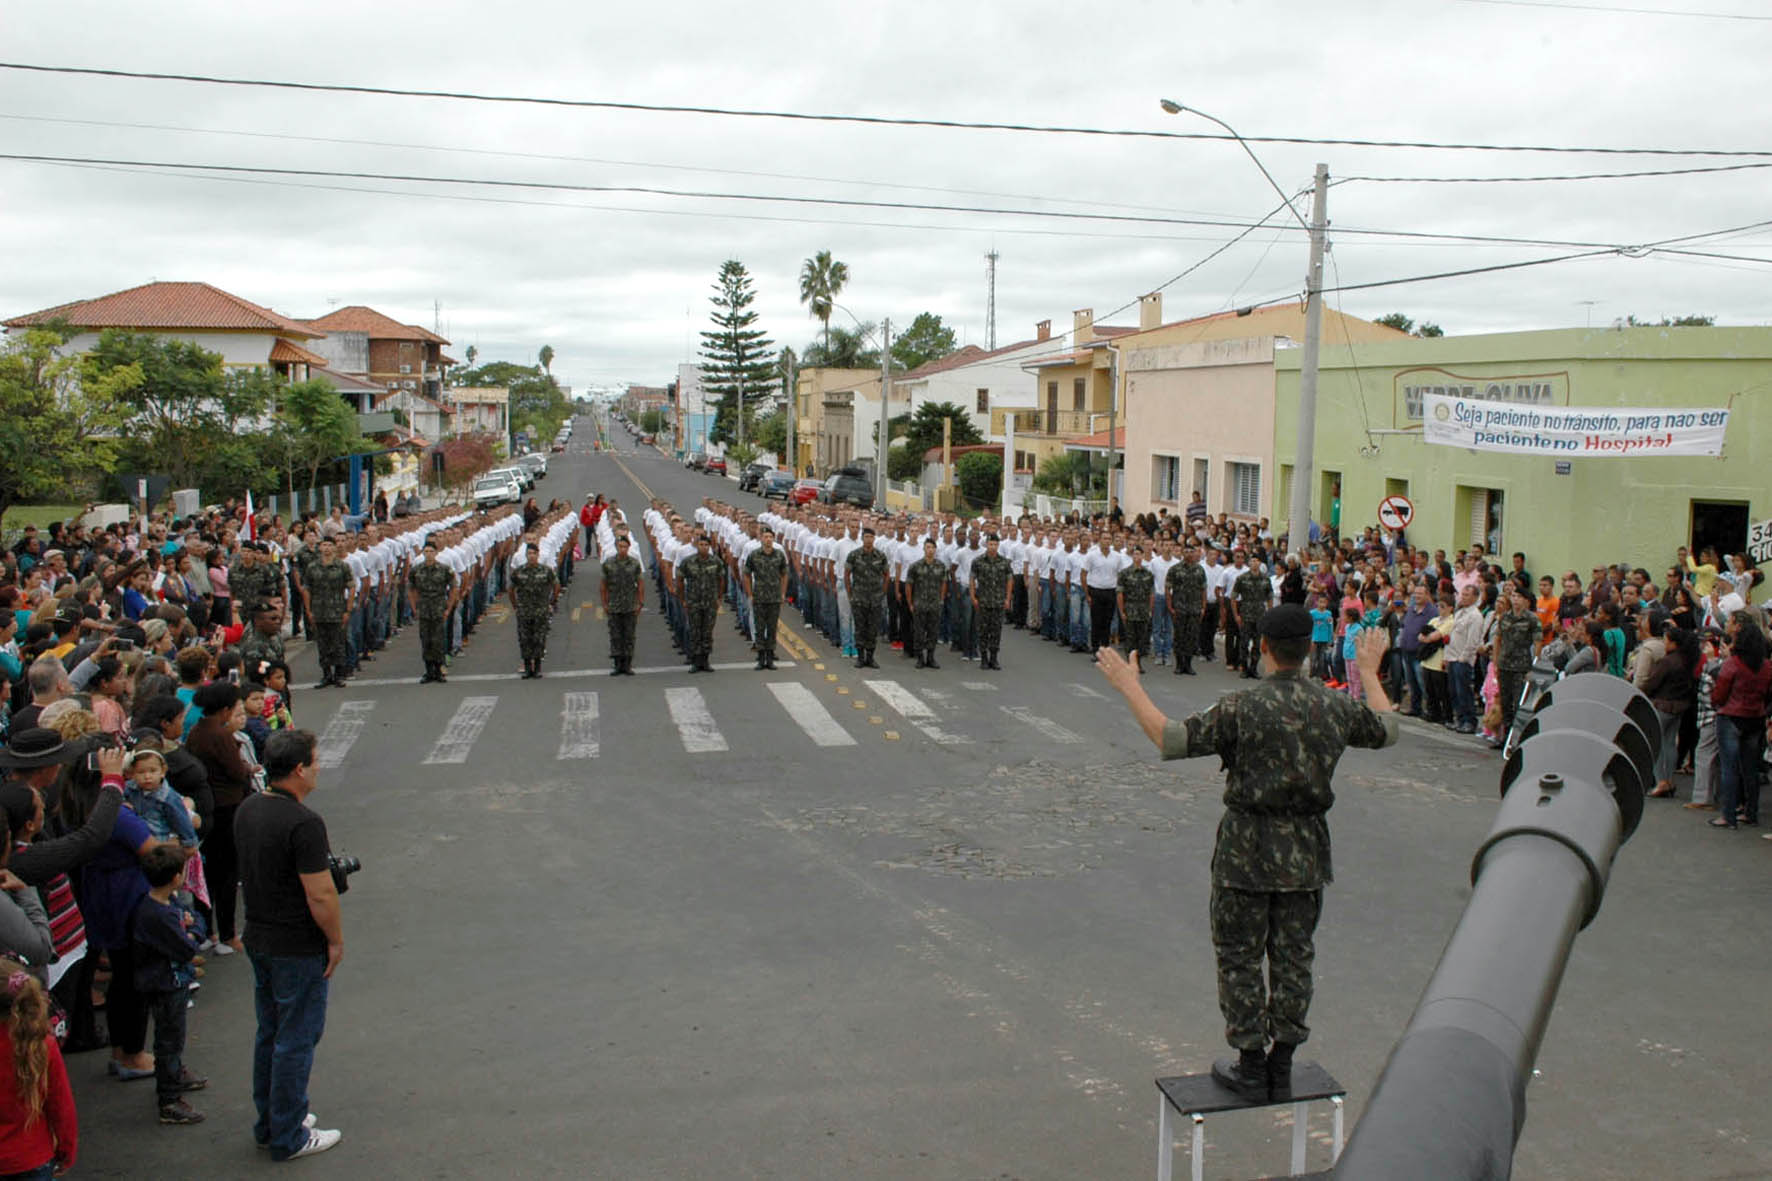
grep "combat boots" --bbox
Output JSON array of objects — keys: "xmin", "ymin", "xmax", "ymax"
[
  {"xmin": 865, "ymin": 649, "xmax": 880, "ymax": 669},
  {"xmin": 1267, "ymin": 1042, "xmax": 1296, "ymax": 1099},
  {"xmin": 924, "ymin": 650, "xmax": 940, "ymax": 670},
  {"xmin": 765, "ymin": 649, "xmax": 778, "ymax": 669},
  {"xmin": 755, "ymin": 650, "xmax": 767, "ymax": 670},
  {"xmin": 1211, "ymin": 1048, "xmax": 1270, "ymax": 1102}
]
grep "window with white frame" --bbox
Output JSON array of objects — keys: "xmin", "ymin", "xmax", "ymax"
[
  {"xmin": 1152, "ymin": 455, "xmax": 1180, "ymax": 502},
  {"xmin": 1229, "ymin": 461, "xmax": 1261, "ymax": 517}
]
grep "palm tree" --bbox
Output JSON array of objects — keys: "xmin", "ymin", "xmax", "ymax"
[
  {"xmin": 538, "ymin": 344, "xmax": 555, "ymax": 375},
  {"xmin": 798, "ymin": 250, "xmax": 849, "ymax": 360}
]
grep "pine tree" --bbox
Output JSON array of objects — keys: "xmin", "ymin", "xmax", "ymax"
[{"xmin": 699, "ymin": 260, "xmax": 777, "ymax": 446}]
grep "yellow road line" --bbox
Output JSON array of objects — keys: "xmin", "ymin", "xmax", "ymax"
[{"xmin": 609, "ymin": 452, "xmax": 655, "ymax": 502}]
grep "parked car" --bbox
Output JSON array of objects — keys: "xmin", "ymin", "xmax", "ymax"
[
  {"xmin": 790, "ymin": 478, "xmax": 823, "ymax": 506},
  {"xmin": 738, "ymin": 462, "xmax": 770, "ymax": 492},
  {"xmin": 705, "ymin": 456, "xmax": 727, "ymax": 476},
  {"xmin": 684, "ymin": 452, "xmax": 707, "ymax": 470},
  {"xmin": 550, "ymin": 441, "xmax": 567, "ymax": 453},
  {"xmin": 640, "ymin": 433, "xmax": 656, "ymax": 445},
  {"xmin": 516, "ymin": 452, "xmax": 548, "ymax": 480},
  {"xmin": 487, "ymin": 465, "xmax": 532, "ymax": 492},
  {"xmin": 760, "ymin": 470, "xmax": 796, "ymax": 500},
  {"xmin": 820, "ymin": 467, "xmax": 875, "ymax": 509},
  {"xmin": 472, "ymin": 473, "xmax": 521, "ymax": 508}
]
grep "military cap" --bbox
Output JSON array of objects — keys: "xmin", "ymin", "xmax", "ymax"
[{"xmin": 1259, "ymin": 603, "xmax": 1314, "ymax": 640}]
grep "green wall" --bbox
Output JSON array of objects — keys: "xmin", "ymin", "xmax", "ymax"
[{"xmin": 1273, "ymin": 326, "xmax": 1772, "ymax": 573}]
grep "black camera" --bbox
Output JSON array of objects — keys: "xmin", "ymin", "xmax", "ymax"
[{"xmin": 327, "ymin": 854, "xmax": 362, "ymax": 895}]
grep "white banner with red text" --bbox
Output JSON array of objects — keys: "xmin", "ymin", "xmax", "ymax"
[{"xmin": 1421, "ymin": 393, "xmax": 1729, "ymax": 458}]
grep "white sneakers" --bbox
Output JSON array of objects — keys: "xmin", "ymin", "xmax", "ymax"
[{"xmin": 289, "ymin": 1127, "xmax": 343, "ymax": 1159}]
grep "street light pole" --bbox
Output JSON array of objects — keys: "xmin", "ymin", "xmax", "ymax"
[{"xmin": 877, "ymin": 317, "xmax": 892, "ymax": 508}]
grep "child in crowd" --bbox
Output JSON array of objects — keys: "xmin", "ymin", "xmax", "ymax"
[
  {"xmin": 252, "ymin": 659, "xmax": 296, "ymax": 726},
  {"xmin": 0, "ymin": 960, "xmax": 76, "ymax": 1176},
  {"xmin": 240, "ymin": 683, "xmax": 272, "ymax": 762},
  {"xmin": 1308, "ymin": 593, "xmax": 1334, "ymax": 684},
  {"xmin": 1341, "ymin": 606, "xmax": 1366, "ymax": 700},
  {"xmin": 122, "ymin": 751, "xmax": 208, "ymax": 985},
  {"xmin": 129, "ymin": 846, "xmax": 206, "ymax": 1125}
]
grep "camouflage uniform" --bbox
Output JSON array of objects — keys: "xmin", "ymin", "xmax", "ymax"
[
  {"xmin": 602, "ymin": 553, "xmax": 644, "ymax": 673},
  {"xmin": 409, "ymin": 560, "xmax": 456, "ymax": 679},
  {"xmin": 231, "ymin": 558, "xmax": 275, "ymax": 615},
  {"xmin": 290, "ymin": 546, "xmax": 317, "ymax": 639},
  {"xmin": 678, "ymin": 552, "xmax": 726, "ymax": 670},
  {"xmin": 1166, "ymin": 560, "xmax": 1207, "ymax": 675},
  {"xmin": 845, "ymin": 546, "xmax": 891, "ymax": 665},
  {"xmin": 237, "ymin": 625, "xmax": 285, "ymax": 680},
  {"xmin": 511, "ymin": 561, "xmax": 559, "ymax": 672},
  {"xmin": 1117, "ymin": 563, "xmax": 1156, "ymax": 662},
  {"xmin": 1233, "ymin": 568, "xmax": 1271, "ymax": 678},
  {"xmin": 970, "ymin": 552, "xmax": 1014, "ymax": 668},
  {"xmin": 906, "ymin": 555, "xmax": 948, "ymax": 666},
  {"xmin": 1495, "ymin": 609, "xmax": 1540, "ymax": 733},
  {"xmin": 305, "ymin": 560, "xmax": 351, "ymax": 681},
  {"xmin": 1161, "ymin": 667, "xmax": 1397, "ymax": 1051},
  {"xmin": 744, "ymin": 547, "xmax": 789, "ymax": 667}
]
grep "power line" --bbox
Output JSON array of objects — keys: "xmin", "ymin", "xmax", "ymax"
[
  {"xmin": 1339, "ymin": 160, "xmax": 1772, "ymax": 183},
  {"xmin": 1456, "ymin": 0, "xmax": 1772, "ymax": 19},
  {"xmin": 0, "ymin": 150, "xmax": 1633, "ymax": 249},
  {"xmin": 0, "ymin": 111, "xmax": 1245, "ymax": 222},
  {"xmin": 3, "ymin": 61, "xmax": 1770, "ymax": 158}
]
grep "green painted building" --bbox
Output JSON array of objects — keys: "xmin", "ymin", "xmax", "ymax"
[{"xmin": 1273, "ymin": 326, "xmax": 1772, "ymax": 573}]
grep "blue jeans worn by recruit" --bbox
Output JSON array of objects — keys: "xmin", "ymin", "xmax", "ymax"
[
  {"xmin": 1152, "ymin": 594, "xmax": 1172, "ymax": 658},
  {"xmin": 250, "ymin": 951, "xmax": 330, "ymax": 1161}
]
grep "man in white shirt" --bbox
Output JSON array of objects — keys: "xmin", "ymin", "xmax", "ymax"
[
  {"xmin": 1445, "ymin": 583, "xmax": 1486, "ymax": 733},
  {"xmin": 1148, "ymin": 540, "xmax": 1176, "ymax": 666},
  {"xmin": 1082, "ymin": 537, "xmax": 1123, "ymax": 660}
]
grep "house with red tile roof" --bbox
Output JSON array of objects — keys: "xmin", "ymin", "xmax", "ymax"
[
  {"xmin": 3, "ymin": 280, "xmax": 329, "ymax": 382},
  {"xmin": 299, "ymin": 305, "xmax": 455, "ymax": 404},
  {"xmin": 892, "ymin": 318, "xmax": 1073, "ymax": 460}
]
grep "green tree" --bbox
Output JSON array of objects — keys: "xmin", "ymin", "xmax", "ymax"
[
  {"xmin": 464, "ymin": 344, "xmax": 478, "ymax": 368},
  {"xmin": 1626, "ymin": 314, "xmax": 1714, "ymax": 327},
  {"xmin": 901, "ymin": 401, "xmax": 983, "ymax": 462},
  {"xmin": 274, "ymin": 378, "xmax": 372, "ymax": 496},
  {"xmin": 1376, "ymin": 313, "xmax": 1444, "ymax": 338},
  {"xmin": 752, "ymin": 410, "xmax": 788, "ymax": 459},
  {"xmin": 956, "ymin": 450, "xmax": 1003, "ymax": 507},
  {"xmin": 639, "ymin": 407, "xmax": 668, "ymax": 435},
  {"xmin": 800, "ymin": 323, "xmax": 880, "ymax": 369},
  {"xmin": 726, "ymin": 441, "xmax": 760, "ymax": 469},
  {"xmin": 887, "ymin": 446, "xmax": 923, "ymax": 482},
  {"xmin": 798, "ymin": 249, "xmax": 849, "ymax": 358},
  {"xmin": 1032, "ymin": 451, "xmax": 1103, "ymax": 496},
  {"xmin": 699, "ymin": 260, "xmax": 777, "ymax": 445},
  {"xmin": 890, "ymin": 312, "xmax": 959, "ymax": 372},
  {"xmin": 84, "ymin": 331, "xmax": 275, "ymax": 490},
  {"xmin": 539, "ymin": 344, "xmax": 555, "ymax": 374},
  {"xmin": 0, "ymin": 328, "xmax": 136, "ymax": 529}
]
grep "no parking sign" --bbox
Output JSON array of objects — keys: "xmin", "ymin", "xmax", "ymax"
[{"xmin": 1378, "ymin": 494, "xmax": 1414, "ymax": 532}]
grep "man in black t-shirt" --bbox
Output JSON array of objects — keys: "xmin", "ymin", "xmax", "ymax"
[{"xmin": 234, "ymin": 730, "xmax": 344, "ymax": 1161}]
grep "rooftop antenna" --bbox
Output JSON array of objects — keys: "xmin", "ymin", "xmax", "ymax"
[{"xmin": 985, "ymin": 249, "xmax": 999, "ymax": 351}]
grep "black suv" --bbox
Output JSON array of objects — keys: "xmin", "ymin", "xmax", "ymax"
[
  {"xmin": 820, "ymin": 467, "xmax": 875, "ymax": 509},
  {"xmin": 737, "ymin": 463, "xmax": 771, "ymax": 492}
]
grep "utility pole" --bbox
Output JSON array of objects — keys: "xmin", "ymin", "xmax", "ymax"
[
  {"xmin": 1286, "ymin": 163, "xmax": 1330, "ymax": 558},
  {"xmin": 1106, "ymin": 344, "xmax": 1120, "ymax": 510},
  {"xmin": 876, "ymin": 317, "xmax": 892, "ymax": 507},
  {"xmin": 784, "ymin": 357, "xmax": 797, "ymax": 474}
]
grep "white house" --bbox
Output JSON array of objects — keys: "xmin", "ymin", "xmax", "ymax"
[{"xmin": 892, "ymin": 320, "xmax": 1072, "ymax": 447}]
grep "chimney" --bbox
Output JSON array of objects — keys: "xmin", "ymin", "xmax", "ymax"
[
  {"xmin": 1035, "ymin": 319, "xmax": 1051, "ymax": 342},
  {"xmin": 1139, "ymin": 292, "xmax": 1163, "ymax": 332},
  {"xmin": 1073, "ymin": 308, "xmax": 1095, "ymax": 345}
]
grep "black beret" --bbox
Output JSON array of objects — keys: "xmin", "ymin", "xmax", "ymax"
[{"xmin": 1260, "ymin": 603, "xmax": 1314, "ymax": 641}]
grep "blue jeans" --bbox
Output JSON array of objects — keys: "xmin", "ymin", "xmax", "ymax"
[
  {"xmin": 0, "ymin": 1164, "xmax": 55, "ymax": 1180},
  {"xmin": 251, "ymin": 951, "xmax": 330, "ymax": 1161},
  {"xmin": 1400, "ymin": 651, "xmax": 1425, "ymax": 712},
  {"xmin": 1068, "ymin": 587, "xmax": 1088, "ymax": 649},
  {"xmin": 1152, "ymin": 594, "xmax": 1172, "ymax": 658},
  {"xmin": 1448, "ymin": 660, "xmax": 1477, "ymax": 728}
]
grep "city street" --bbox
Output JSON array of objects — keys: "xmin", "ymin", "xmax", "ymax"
[{"xmin": 70, "ymin": 419, "xmax": 1772, "ymax": 1179}]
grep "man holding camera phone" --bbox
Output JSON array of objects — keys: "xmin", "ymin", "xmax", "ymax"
[{"xmin": 234, "ymin": 730, "xmax": 344, "ymax": 1160}]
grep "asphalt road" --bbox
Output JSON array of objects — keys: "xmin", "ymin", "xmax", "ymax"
[{"xmin": 70, "ymin": 414, "xmax": 1772, "ymax": 1179}]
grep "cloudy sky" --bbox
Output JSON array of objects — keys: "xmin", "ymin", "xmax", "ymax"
[{"xmin": 3, "ymin": 0, "xmax": 1769, "ymax": 393}]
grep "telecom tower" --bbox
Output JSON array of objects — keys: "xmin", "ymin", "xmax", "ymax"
[{"xmin": 985, "ymin": 250, "xmax": 999, "ymax": 351}]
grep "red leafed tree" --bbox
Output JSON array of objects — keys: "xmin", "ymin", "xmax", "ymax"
[{"xmin": 434, "ymin": 433, "xmax": 498, "ymax": 495}]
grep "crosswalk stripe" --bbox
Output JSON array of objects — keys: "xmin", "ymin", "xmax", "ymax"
[
  {"xmin": 558, "ymin": 692, "xmax": 601, "ymax": 759},
  {"xmin": 863, "ymin": 680, "xmax": 970, "ymax": 745},
  {"xmin": 315, "ymin": 701, "xmax": 375, "ymax": 769},
  {"xmin": 1002, "ymin": 705, "xmax": 1086, "ymax": 744},
  {"xmin": 766, "ymin": 682, "xmax": 857, "ymax": 747},
  {"xmin": 1065, "ymin": 682, "xmax": 1106, "ymax": 699},
  {"xmin": 665, "ymin": 687, "xmax": 728, "ymax": 753},
  {"xmin": 961, "ymin": 681, "xmax": 998, "ymax": 692},
  {"xmin": 423, "ymin": 696, "xmax": 499, "ymax": 765}
]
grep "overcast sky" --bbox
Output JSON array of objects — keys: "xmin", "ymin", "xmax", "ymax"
[{"xmin": 4, "ymin": 0, "xmax": 1769, "ymax": 393}]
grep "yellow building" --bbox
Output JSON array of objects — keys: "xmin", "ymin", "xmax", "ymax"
[{"xmin": 793, "ymin": 367, "xmax": 879, "ymax": 478}]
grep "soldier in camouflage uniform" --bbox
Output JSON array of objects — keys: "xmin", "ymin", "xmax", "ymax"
[
  {"xmin": 906, "ymin": 539, "xmax": 949, "ymax": 670},
  {"xmin": 300, "ymin": 537, "xmax": 354, "ymax": 688},
  {"xmin": 289, "ymin": 529, "xmax": 319, "ymax": 641},
  {"xmin": 677, "ymin": 533, "xmax": 727, "ymax": 674},
  {"xmin": 1116, "ymin": 544, "xmax": 1156, "ymax": 669},
  {"xmin": 1099, "ymin": 604, "xmax": 1397, "ymax": 1101},
  {"xmin": 743, "ymin": 527, "xmax": 789, "ymax": 671},
  {"xmin": 600, "ymin": 534, "xmax": 645, "ymax": 675},
  {"xmin": 408, "ymin": 538, "xmax": 457, "ymax": 683},
  {"xmin": 1167, "ymin": 542, "xmax": 1208, "ymax": 676},
  {"xmin": 509, "ymin": 541, "xmax": 560, "ymax": 678},
  {"xmin": 237, "ymin": 601, "xmax": 286, "ymax": 680},
  {"xmin": 969, "ymin": 535, "xmax": 1014, "ymax": 671},
  {"xmin": 1491, "ymin": 583, "xmax": 1542, "ymax": 746},
  {"xmin": 1232, "ymin": 560, "xmax": 1272, "ymax": 680},
  {"xmin": 844, "ymin": 527, "xmax": 891, "ymax": 670}
]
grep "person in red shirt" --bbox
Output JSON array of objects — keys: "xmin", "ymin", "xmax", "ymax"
[{"xmin": 0, "ymin": 960, "xmax": 77, "ymax": 1178}]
